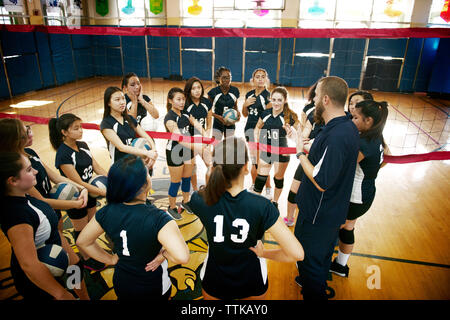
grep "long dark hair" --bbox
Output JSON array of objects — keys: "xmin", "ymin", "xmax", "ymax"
[
  {"xmin": 199, "ymin": 137, "xmax": 249, "ymax": 206},
  {"xmin": 0, "ymin": 118, "xmax": 27, "ymax": 153},
  {"xmin": 348, "ymin": 90, "xmax": 374, "ymax": 105},
  {"xmin": 271, "ymin": 87, "xmax": 299, "ymax": 126},
  {"xmin": 166, "ymin": 87, "xmax": 185, "ymax": 112},
  {"xmin": 103, "ymin": 86, "xmax": 136, "ymax": 130},
  {"xmin": 121, "ymin": 72, "xmax": 138, "ymax": 90},
  {"xmin": 184, "ymin": 77, "xmax": 204, "ymax": 106},
  {"xmin": 355, "ymin": 100, "xmax": 389, "ymax": 148},
  {"xmin": 0, "ymin": 152, "xmax": 23, "ymax": 199},
  {"xmin": 106, "ymin": 154, "xmax": 148, "ymax": 203},
  {"xmin": 48, "ymin": 113, "xmax": 82, "ymax": 150}
]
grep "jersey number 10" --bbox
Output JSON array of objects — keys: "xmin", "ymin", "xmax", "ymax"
[{"xmin": 213, "ymin": 215, "xmax": 250, "ymax": 243}]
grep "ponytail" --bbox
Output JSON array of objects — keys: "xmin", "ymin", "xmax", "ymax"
[
  {"xmin": 48, "ymin": 113, "xmax": 82, "ymax": 150},
  {"xmin": 199, "ymin": 137, "xmax": 249, "ymax": 206},
  {"xmin": 355, "ymin": 100, "xmax": 389, "ymax": 148}
]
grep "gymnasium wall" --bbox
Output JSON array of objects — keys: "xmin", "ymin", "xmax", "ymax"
[{"xmin": 0, "ymin": 27, "xmax": 448, "ymax": 100}]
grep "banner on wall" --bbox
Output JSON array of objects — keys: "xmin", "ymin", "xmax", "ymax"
[
  {"xmin": 96, "ymin": 0, "xmax": 109, "ymax": 17},
  {"xmin": 150, "ymin": 0, "xmax": 163, "ymax": 15},
  {"xmin": 441, "ymin": 0, "xmax": 450, "ymax": 22},
  {"xmin": 4, "ymin": 0, "xmax": 24, "ymax": 13}
]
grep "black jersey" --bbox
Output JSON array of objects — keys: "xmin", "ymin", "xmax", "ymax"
[
  {"xmin": 125, "ymin": 94, "xmax": 151, "ymax": 125},
  {"xmin": 1, "ymin": 195, "xmax": 61, "ymax": 298},
  {"xmin": 55, "ymin": 141, "xmax": 93, "ymax": 183},
  {"xmin": 184, "ymin": 97, "xmax": 212, "ymax": 136},
  {"xmin": 100, "ymin": 115, "xmax": 138, "ymax": 163},
  {"xmin": 244, "ymin": 89, "xmax": 270, "ymax": 131},
  {"xmin": 259, "ymin": 109, "xmax": 295, "ymax": 148},
  {"xmin": 25, "ymin": 148, "xmax": 51, "ymax": 198},
  {"xmin": 164, "ymin": 109, "xmax": 191, "ymax": 151},
  {"xmin": 188, "ymin": 190, "xmax": 278, "ymax": 299},
  {"xmin": 95, "ymin": 203, "xmax": 173, "ymax": 295},
  {"xmin": 208, "ymin": 86, "xmax": 240, "ymax": 131},
  {"xmin": 350, "ymin": 137, "xmax": 384, "ymax": 204},
  {"xmin": 306, "ymin": 107, "xmax": 324, "ymax": 140}
]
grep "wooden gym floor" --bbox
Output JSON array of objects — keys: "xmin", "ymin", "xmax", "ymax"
[{"xmin": 0, "ymin": 77, "xmax": 449, "ymax": 300}]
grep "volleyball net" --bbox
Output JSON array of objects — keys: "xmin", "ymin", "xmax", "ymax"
[{"xmin": 0, "ymin": 25, "xmax": 449, "ymax": 164}]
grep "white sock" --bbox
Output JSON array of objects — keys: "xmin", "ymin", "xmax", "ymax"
[{"xmin": 336, "ymin": 249, "xmax": 351, "ymax": 266}]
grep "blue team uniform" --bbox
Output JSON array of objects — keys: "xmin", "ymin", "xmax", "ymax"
[
  {"xmin": 208, "ymin": 86, "xmax": 240, "ymax": 133},
  {"xmin": 244, "ymin": 89, "xmax": 270, "ymax": 142},
  {"xmin": 100, "ymin": 115, "xmax": 138, "ymax": 163},
  {"xmin": 184, "ymin": 97, "xmax": 212, "ymax": 136},
  {"xmin": 125, "ymin": 93, "xmax": 151, "ymax": 125},
  {"xmin": 164, "ymin": 109, "xmax": 194, "ymax": 167},
  {"xmin": 188, "ymin": 190, "xmax": 279, "ymax": 299}
]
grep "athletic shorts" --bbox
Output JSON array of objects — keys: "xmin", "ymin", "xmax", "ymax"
[
  {"xmin": 259, "ymin": 151, "xmax": 290, "ymax": 164},
  {"xmin": 166, "ymin": 146, "xmax": 194, "ymax": 167},
  {"xmin": 294, "ymin": 162, "xmax": 305, "ymax": 181},
  {"xmin": 66, "ymin": 195, "xmax": 97, "ymax": 220}
]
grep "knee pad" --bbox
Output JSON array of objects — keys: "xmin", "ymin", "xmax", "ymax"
[
  {"xmin": 288, "ymin": 190, "xmax": 297, "ymax": 204},
  {"xmin": 254, "ymin": 174, "xmax": 268, "ymax": 193},
  {"xmin": 168, "ymin": 181, "xmax": 181, "ymax": 197},
  {"xmin": 273, "ymin": 177, "xmax": 284, "ymax": 189},
  {"xmin": 339, "ymin": 228, "xmax": 355, "ymax": 245},
  {"xmin": 181, "ymin": 177, "xmax": 191, "ymax": 193}
]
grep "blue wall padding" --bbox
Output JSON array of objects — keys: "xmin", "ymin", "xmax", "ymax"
[
  {"xmin": 148, "ymin": 35, "xmax": 168, "ymax": 49},
  {"xmin": 0, "ymin": 61, "xmax": 10, "ymax": 98},
  {"xmin": 73, "ymin": 47, "xmax": 94, "ymax": 79},
  {"xmin": 428, "ymin": 38, "xmax": 449, "ymax": 94},
  {"xmin": 122, "ymin": 36, "xmax": 147, "ymax": 77},
  {"xmin": 331, "ymin": 38, "xmax": 365, "ymax": 89},
  {"xmin": 245, "ymin": 52, "xmax": 277, "ymax": 84},
  {"xmin": 1, "ymin": 31, "xmax": 36, "ymax": 56},
  {"xmin": 182, "ymin": 50, "xmax": 212, "ymax": 81},
  {"xmin": 291, "ymin": 55, "xmax": 328, "ymax": 87},
  {"xmin": 35, "ymin": 32, "xmax": 55, "ymax": 88},
  {"xmin": 295, "ymin": 38, "xmax": 330, "ymax": 54},
  {"xmin": 182, "ymin": 37, "xmax": 211, "ymax": 49},
  {"xmin": 148, "ymin": 35, "xmax": 169, "ymax": 78},
  {"xmin": 71, "ymin": 34, "xmax": 92, "ymax": 49},
  {"xmin": 6, "ymin": 55, "xmax": 42, "ymax": 96},
  {"xmin": 246, "ymin": 38, "xmax": 278, "ymax": 52},
  {"xmin": 367, "ymin": 39, "xmax": 407, "ymax": 58},
  {"xmin": 168, "ymin": 37, "xmax": 181, "ymax": 77},
  {"xmin": 278, "ymin": 38, "xmax": 295, "ymax": 86},
  {"xmin": 105, "ymin": 47, "xmax": 123, "ymax": 76},
  {"xmin": 49, "ymin": 34, "xmax": 76, "ymax": 85},
  {"xmin": 215, "ymin": 37, "xmax": 243, "ymax": 82},
  {"xmin": 414, "ymin": 38, "xmax": 440, "ymax": 92},
  {"xmin": 399, "ymin": 38, "xmax": 423, "ymax": 92}
]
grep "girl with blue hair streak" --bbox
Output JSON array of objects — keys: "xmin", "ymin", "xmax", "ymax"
[{"xmin": 77, "ymin": 155, "xmax": 189, "ymax": 300}]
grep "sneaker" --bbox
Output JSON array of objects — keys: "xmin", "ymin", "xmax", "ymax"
[
  {"xmin": 83, "ymin": 258, "xmax": 107, "ymax": 272},
  {"xmin": 294, "ymin": 276, "xmax": 303, "ymax": 288},
  {"xmin": 283, "ymin": 217, "xmax": 295, "ymax": 227},
  {"xmin": 264, "ymin": 187, "xmax": 272, "ymax": 200},
  {"xmin": 167, "ymin": 207, "xmax": 182, "ymax": 220},
  {"xmin": 181, "ymin": 201, "xmax": 194, "ymax": 214},
  {"xmin": 329, "ymin": 258, "xmax": 349, "ymax": 278}
]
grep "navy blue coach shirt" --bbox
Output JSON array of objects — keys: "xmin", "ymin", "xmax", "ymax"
[{"xmin": 295, "ymin": 114, "xmax": 359, "ymax": 227}]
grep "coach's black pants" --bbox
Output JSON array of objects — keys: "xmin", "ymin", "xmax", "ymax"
[{"xmin": 294, "ymin": 218, "xmax": 340, "ymax": 300}]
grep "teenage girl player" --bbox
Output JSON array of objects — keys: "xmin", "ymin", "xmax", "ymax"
[
  {"xmin": 164, "ymin": 87, "xmax": 212, "ymax": 220},
  {"xmin": 121, "ymin": 72, "xmax": 159, "ymax": 125},
  {"xmin": 183, "ymin": 77, "xmax": 213, "ymax": 190},
  {"xmin": 188, "ymin": 137, "xmax": 304, "ymax": 300},
  {"xmin": 100, "ymin": 87, "xmax": 157, "ymax": 167},
  {"xmin": 329, "ymin": 100, "xmax": 389, "ymax": 277},
  {"xmin": 253, "ymin": 87, "xmax": 300, "ymax": 208},
  {"xmin": 208, "ymin": 67, "xmax": 241, "ymax": 141},
  {"xmin": 242, "ymin": 68, "xmax": 272, "ymax": 197}
]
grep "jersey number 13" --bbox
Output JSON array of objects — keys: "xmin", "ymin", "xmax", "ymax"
[{"xmin": 213, "ymin": 215, "xmax": 249, "ymax": 243}]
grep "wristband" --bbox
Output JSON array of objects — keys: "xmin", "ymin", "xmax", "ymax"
[{"xmin": 296, "ymin": 151, "xmax": 306, "ymax": 159}]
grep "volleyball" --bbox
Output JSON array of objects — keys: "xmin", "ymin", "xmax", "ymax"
[
  {"xmin": 37, "ymin": 244, "xmax": 69, "ymax": 278},
  {"xmin": 88, "ymin": 175, "xmax": 108, "ymax": 198},
  {"xmin": 131, "ymin": 138, "xmax": 151, "ymax": 151},
  {"xmin": 223, "ymin": 108, "xmax": 238, "ymax": 125},
  {"xmin": 49, "ymin": 182, "xmax": 79, "ymax": 201},
  {"xmin": 140, "ymin": 115, "xmax": 160, "ymax": 132}
]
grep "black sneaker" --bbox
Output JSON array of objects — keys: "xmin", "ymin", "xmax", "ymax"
[
  {"xmin": 329, "ymin": 258, "xmax": 349, "ymax": 277},
  {"xmin": 181, "ymin": 201, "xmax": 194, "ymax": 214},
  {"xmin": 167, "ymin": 207, "xmax": 182, "ymax": 220}
]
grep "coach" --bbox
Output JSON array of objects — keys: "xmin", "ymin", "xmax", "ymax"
[{"xmin": 290, "ymin": 76, "xmax": 359, "ymax": 300}]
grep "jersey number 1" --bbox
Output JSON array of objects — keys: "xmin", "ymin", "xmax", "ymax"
[
  {"xmin": 213, "ymin": 215, "xmax": 249, "ymax": 243},
  {"xmin": 120, "ymin": 230, "xmax": 130, "ymax": 256}
]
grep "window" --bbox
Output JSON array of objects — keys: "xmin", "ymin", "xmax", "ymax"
[
  {"xmin": 0, "ymin": 7, "xmax": 12, "ymax": 25},
  {"xmin": 428, "ymin": 0, "xmax": 450, "ymax": 25}
]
